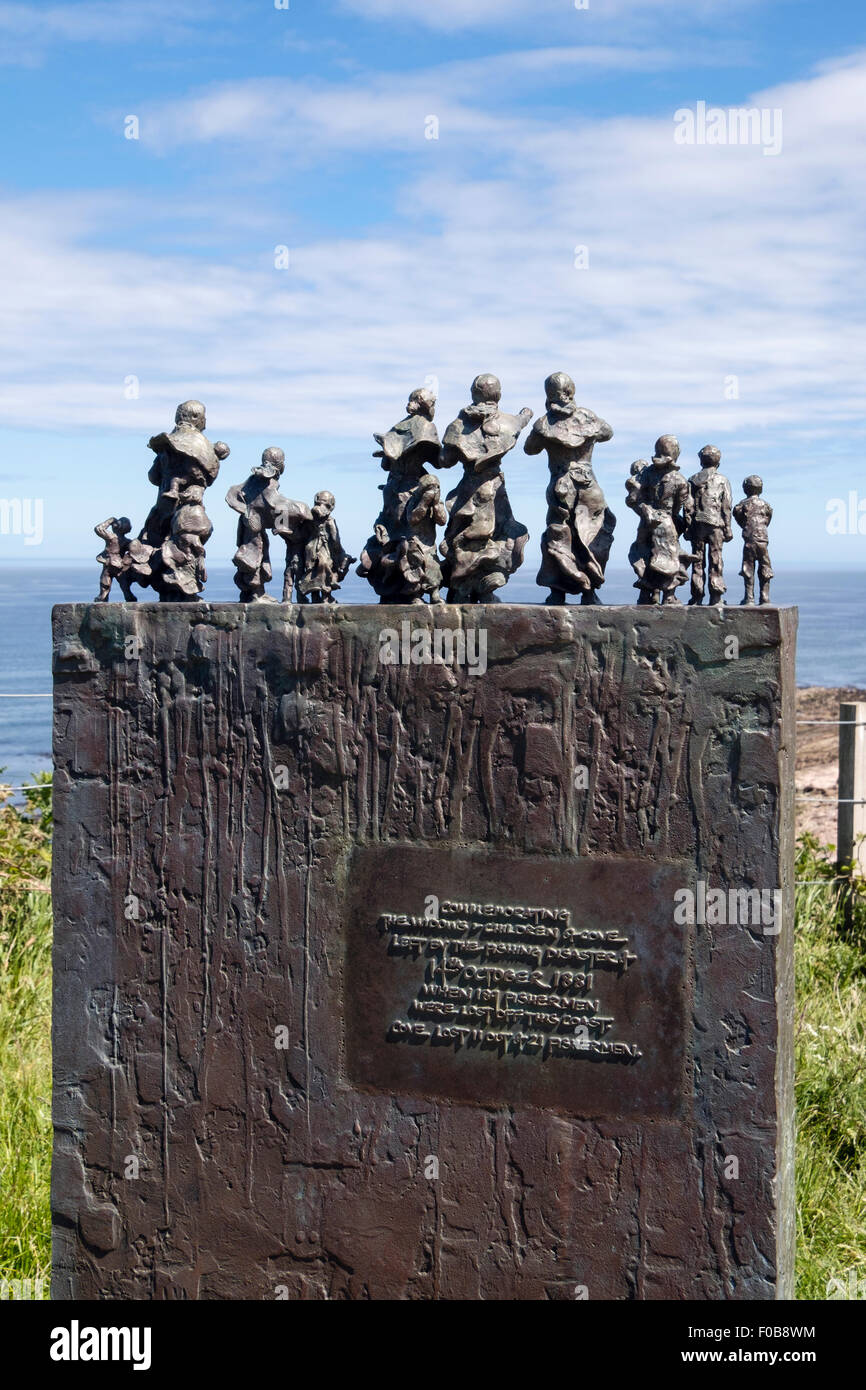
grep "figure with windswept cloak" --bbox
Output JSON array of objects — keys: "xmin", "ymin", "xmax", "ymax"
[
  {"xmin": 357, "ymin": 387, "xmax": 446, "ymax": 603},
  {"xmin": 525, "ymin": 372, "xmax": 616, "ymax": 605},
  {"xmin": 226, "ymin": 447, "xmax": 312, "ymax": 603},
  {"xmin": 439, "ymin": 374, "xmax": 532, "ymax": 603},
  {"xmin": 626, "ymin": 436, "xmax": 694, "ymax": 605},
  {"xmin": 296, "ymin": 491, "xmax": 355, "ymax": 603},
  {"xmin": 126, "ymin": 399, "xmax": 229, "ymax": 601}
]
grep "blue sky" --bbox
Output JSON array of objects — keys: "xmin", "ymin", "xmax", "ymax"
[{"xmin": 0, "ymin": 0, "xmax": 864, "ymax": 570}]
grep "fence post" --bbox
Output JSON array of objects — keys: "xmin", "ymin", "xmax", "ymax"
[{"xmin": 837, "ymin": 701, "xmax": 866, "ymax": 882}]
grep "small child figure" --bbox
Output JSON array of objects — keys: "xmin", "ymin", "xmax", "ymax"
[
  {"xmin": 625, "ymin": 458, "xmax": 650, "ymax": 509},
  {"xmin": 94, "ymin": 517, "xmax": 135, "ymax": 602},
  {"xmin": 297, "ymin": 491, "xmax": 356, "ymax": 604},
  {"xmin": 733, "ymin": 475, "xmax": 773, "ymax": 605}
]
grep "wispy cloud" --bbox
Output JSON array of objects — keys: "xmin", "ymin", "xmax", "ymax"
[
  {"xmin": 0, "ymin": 52, "xmax": 863, "ymax": 480},
  {"xmin": 0, "ymin": 1, "xmax": 230, "ymax": 65},
  {"xmin": 338, "ymin": 0, "xmax": 754, "ymax": 35},
  {"xmin": 140, "ymin": 42, "xmax": 734, "ymax": 157}
]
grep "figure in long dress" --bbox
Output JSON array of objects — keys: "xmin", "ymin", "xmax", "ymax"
[
  {"xmin": 296, "ymin": 491, "xmax": 355, "ymax": 604},
  {"xmin": 126, "ymin": 399, "xmax": 229, "ymax": 602},
  {"xmin": 626, "ymin": 436, "xmax": 694, "ymax": 605},
  {"xmin": 226, "ymin": 447, "xmax": 309, "ymax": 603},
  {"xmin": 525, "ymin": 372, "xmax": 616, "ymax": 605},
  {"xmin": 357, "ymin": 387, "xmax": 447, "ymax": 604},
  {"xmin": 439, "ymin": 374, "xmax": 532, "ymax": 603}
]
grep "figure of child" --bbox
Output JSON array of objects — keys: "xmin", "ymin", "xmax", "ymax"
[
  {"xmin": 296, "ymin": 492, "xmax": 355, "ymax": 604},
  {"xmin": 94, "ymin": 517, "xmax": 135, "ymax": 602},
  {"xmin": 733, "ymin": 475, "xmax": 773, "ymax": 606}
]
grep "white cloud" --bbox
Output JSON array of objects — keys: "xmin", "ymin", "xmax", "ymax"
[
  {"xmin": 142, "ymin": 43, "xmax": 680, "ymax": 157},
  {"xmin": 339, "ymin": 0, "xmax": 752, "ymax": 35},
  {"xmin": 341, "ymin": 0, "xmax": 538, "ymax": 23},
  {"xmin": 0, "ymin": 52, "xmax": 864, "ymax": 484},
  {"xmin": 0, "ymin": 1, "xmax": 226, "ymax": 64}
]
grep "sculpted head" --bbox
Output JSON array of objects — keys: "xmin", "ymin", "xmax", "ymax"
[
  {"xmin": 743, "ymin": 474, "xmax": 763, "ymax": 496},
  {"xmin": 653, "ymin": 435, "xmax": 680, "ymax": 468},
  {"xmin": 175, "ymin": 400, "xmax": 206, "ymax": 431},
  {"xmin": 313, "ymin": 489, "xmax": 335, "ymax": 520},
  {"xmin": 699, "ymin": 445, "xmax": 722, "ymax": 469},
  {"xmin": 407, "ymin": 387, "xmax": 436, "ymax": 420},
  {"xmin": 259, "ymin": 446, "xmax": 285, "ymax": 478},
  {"xmin": 470, "ymin": 374, "xmax": 501, "ymax": 406},
  {"xmin": 545, "ymin": 372, "xmax": 575, "ymax": 409}
]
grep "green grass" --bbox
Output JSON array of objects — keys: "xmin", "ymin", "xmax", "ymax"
[
  {"xmin": 0, "ymin": 775, "xmax": 52, "ymax": 1299},
  {"xmin": 794, "ymin": 836, "xmax": 866, "ymax": 1299},
  {"xmin": 0, "ymin": 890, "xmax": 51, "ymax": 1297},
  {"xmin": 0, "ymin": 783, "xmax": 863, "ymax": 1299}
]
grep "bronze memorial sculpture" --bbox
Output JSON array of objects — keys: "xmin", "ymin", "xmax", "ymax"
[
  {"xmin": 228, "ymin": 469, "xmax": 354, "ymax": 604},
  {"xmin": 439, "ymin": 374, "xmax": 532, "ymax": 603},
  {"xmin": 226, "ymin": 447, "xmax": 315, "ymax": 605},
  {"xmin": 357, "ymin": 386, "xmax": 447, "ymax": 604},
  {"xmin": 125, "ymin": 400, "xmax": 229, "ymax": 602},
  {"xmin": 295, "ymin": 490, "xmax": 355, "ymax": 604},
  {"xmin": 525, "ymin": 372, "xmax": 616, "ymax": 606},
  {"xmin": 626, "ymin": 436, "xmax": 694, "ymax": 605},
  {"xmin": 91, "ymin": 378, "xmax": 783, "ymax": 611},
  {"xmin": 91, "ymin": 386, "xmax": 782, "ymax": 616},
  {"xmin": 94, "ymin": 517, "xmax": 135, "ymax": 602},
  {"xmin": 66, "ymin": 373, "xmax": 796, "ymax": 1303},
  {"xmin": 734, "ymin": 474, "xmax": 774, "ymax": 605},
  {"xmin": 686, "ymin": 445, "xmax": 732, "ymax": 606},
  {"xmin": 226, "ymin": 447, "xmax": 292, "ymax": 603}
]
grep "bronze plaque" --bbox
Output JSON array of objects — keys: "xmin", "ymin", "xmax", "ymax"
[{"xmin": 345, "ymin": 844, "xmax": 691, "ymax": 1116}]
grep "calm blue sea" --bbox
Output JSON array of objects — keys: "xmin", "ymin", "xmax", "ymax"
[{"xmin": 1, "ymin": 563, "xmax": 863, "ymax": 794}]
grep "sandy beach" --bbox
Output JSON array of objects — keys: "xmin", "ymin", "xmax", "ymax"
[{"xmin": 796, "ymin": 686, "xmax": 866, "ymax": 845}]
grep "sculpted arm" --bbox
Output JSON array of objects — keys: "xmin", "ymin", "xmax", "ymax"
[
  {"xmin": 438, "ymin": 441, "xmax": 462, "ymax": 470},
  {"xmin": 681, "ymin": 481, "xmax": 694, "ymax": 533},
  {"xmin": 524, "ymin": 422, "xmax": 546, "ymax": 456},
  {"xmin": 225, "ymin": 482, "xmax": 248, "ymax": 516},
  {"xmin": 585, "ymin": 412, "xmax": 613, "ymax": 443},
  {"xmin": 722, "ymin": 478, "xmax": 733, "ymax": 541}
]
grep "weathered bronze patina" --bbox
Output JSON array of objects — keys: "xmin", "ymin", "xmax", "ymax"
[{"xmin": 52, "ymin": 603, "xmax": 795, "ymax": 1299}]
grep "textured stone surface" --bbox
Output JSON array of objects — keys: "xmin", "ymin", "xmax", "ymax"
[{"xmin": 52, "ymin": 602, "xmax": 796, "ymax": 1300}]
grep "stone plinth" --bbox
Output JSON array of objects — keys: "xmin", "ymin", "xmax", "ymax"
[{"xmin": 51, "ymin": 602, "xmax": 796, "ymax": 1300}]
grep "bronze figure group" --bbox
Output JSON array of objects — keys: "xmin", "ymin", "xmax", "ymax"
[
  {"xmin": 95, "ymin": 382, "xmax": 773, "ymax": 607},
  {"xmin": 224, "ymin": 451, "xmax": 352, "ymax": 604},
  {"xmin": 625, "ymin": 438, "xmax": 771, "ymax": 607},
  {"xmin": 96, "ymin": 400, "xmax": 353, "ymax": 605}
]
